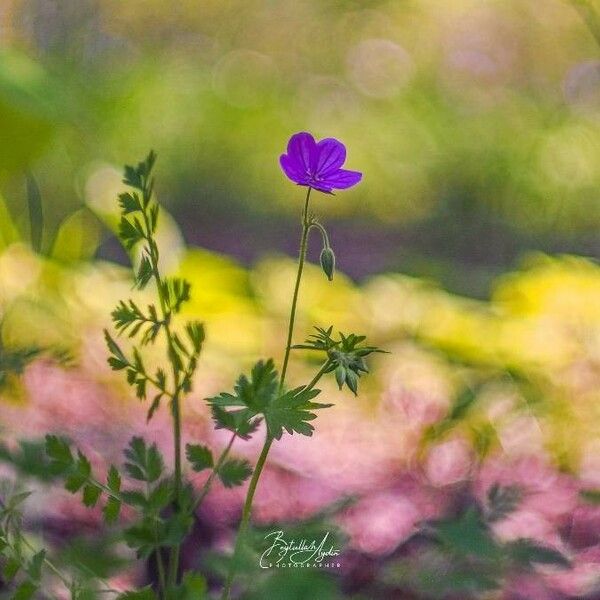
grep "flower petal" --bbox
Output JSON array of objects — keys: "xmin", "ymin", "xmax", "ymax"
[
  {"xmin": 286, "ymin": 132, "xmax": 317, "ymax": 174},
  {"xmin": 280, "ymin": 153, "xmax": 307, "ymax": 184},
  {"xmin": 315, "ymin": 138, "xmax": 346, "ymax": 176},
  {"xmin": 320, "ymin": 168, "xmax": 362, "ymax": 190},
  {"xmin": 308, "ymin": 181, "xmax": 334, "ymax": 194}
]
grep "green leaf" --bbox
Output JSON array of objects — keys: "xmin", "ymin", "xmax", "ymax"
[
  {"xmin": 3, "ymin": 556, "xmax": 20, "ymax": 580},
  {"xmin": 118, "ymin": 192, "xmax": 142, "ymax": 215},
  {"xmin": 26, "ymin": 549, "xmax": 45, "ymax": 581},
  {"xmin": 186, "ymin": 444, "xmax": 214, "ymax": 472},
  {"xmin": 265, "ymin": 386, "xmax": 331, "ymax": 440},
  {"xmin": 580, "ymin": 489, "xmax": 600, "ymax": 504},
  {"xmin": 123, "ymin": 521, "xmax": 159, "ymax": 558},
  {"xmin": 147, "ymin": 480, "xmax": 172, "ymax": 513},
  {"xmin": 506, "ymin": 539, "xmax": 571, "ymax": 568},
  {"xmin": 25, "ymin": 172, "xmax": 43, "ymax": 253},
  {"xmin": 185, "ymin": 321, "xmax": 205, "ymax": 354},
  {"xmin": 65, "ymin": 450, "xmax": 92, "ymax": 493},
  {"xmin": 124, "ymin": 437, "xmax": 164, "ymax": 483},
  {"xmin": 120, "ymin": 490, "xmax": 148, "ymax": 508},
  {"xmin": 167, "ymin": 572, "xmax": 207, "ymax": 599},
  {"xmin": 136, "ymin": 255, "xmax": 153, "ymax": 290},
  {"xmin": 11, "ymin": 581, "xmax": 37, "ymax": 600},
  {"xmin": 432, "ymin": 507, "xmax": 500, "ymax": 560},
  {"xmin": 83, "ymin": 484, "xmax": 102, "ymax": 507},
  {"xmin": 107, "ymin": 466, "xmax": 121, "ymax": 493},
  {"xmin": 210, "ymin": 406, "xmax": 261, "ymax": 441},
  {"xmin": 45, "ymin": 435, "xmax": 73, "ymax": 468},
  {"xmin": 146, "ymin": 394, "xmax": 162, "ymax": 422},
  {"xmin": 118, "ymin": 216, "xmax": 145, "ymax": 250},
  {"xmin": 218, "ymin": 458, "xmax": 252, "ymax": 488},
  {"xmin": 208, "ymin": 360, "xmax": 331, "ymax": 441},
  {"xmin": 103, "ymin": 497, "xmax": 121, "ymax": 524},
  {"xmin": 161, "ymin": 278, "xmax": 191, "ymax": 314},
  {"xmin": 104, "ymin": 330, "xmax": 129, "ymax": 371}
]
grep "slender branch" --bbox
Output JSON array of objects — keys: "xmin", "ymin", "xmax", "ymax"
[
  {"xmin": 221, "ymin": 434, "xmax": 273, "ymax": 600},
  {"xmin": 222, "ymin": 187, "xmax": 315, "ymax": 599},
  {"xmin": 192, "ymin": 432, "xmax": 238, "ymax": 513},
  {"xmin": 139, "ymin": 184, "xmax": 184, "ymax": 590},
  {"xmin": 279, "ymin": 187, "xmax": 312, "ymax": 390},
  {"xmin": 308, "ymin": 220, "xmax": 330, "ymax": 250},
  {"xmin": 304, "ymin": 360, "xmax": 331, "ymax": 393},
  {"xmin": 20, "ymin": 534, "xmax": 120, "ymax": 596}
]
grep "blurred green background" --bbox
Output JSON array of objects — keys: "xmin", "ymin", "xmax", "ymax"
[
  {"xmin": 2, "ymin": 2, "xmax": 600, "ymax": 597},
  {"xmin": 1, "ymin": 0, "xmax": 600, "ymax": 297}
]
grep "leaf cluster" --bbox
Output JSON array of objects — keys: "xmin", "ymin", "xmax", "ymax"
[
  {"xmin": 185, "ymin": 444, "xmax": 252, "ymax": 489},
  {"xmin": 293, "ymin": 326, "xmax": 385, "ymax": 395},
  {"xmin": 208, "ymin": 359, "xmax": 332, "ymax": 440}
]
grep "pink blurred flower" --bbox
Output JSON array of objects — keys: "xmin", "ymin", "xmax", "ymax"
[
  {"xmin": 339, "ymin": 491, "xmax": 420, "ymax": 556},
  {"xmin": 424, "ymin": 437, "xmax": 472, "ymax": 487}
]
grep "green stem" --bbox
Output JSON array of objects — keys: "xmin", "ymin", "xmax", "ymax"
[
  {"xmin": 279, "ymin": 187, "xmax": 312, "ymax": 391},
  {"xmin": 221, "ymin": 434, "xmax": 273, "ymax": 600},
  {"xmin": 305, "ymin": 360, "xmax": 331, "ymax": 392},
  {"xmin": 221, "ymin": 187, "xmax": 313, "ymax": 600},
  {"xmin": 193, "ymin": 432, "xmax": 238, "ymax": 512},
  {"xmin": 308, "ymin": 221, "xmax": 330, "ymax": 250},
  {"xmin": 141, "ymin": 198, "xmax": 184, "ymax": 591}
]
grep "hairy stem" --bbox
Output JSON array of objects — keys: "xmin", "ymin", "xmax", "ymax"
[{"xmin": 222, "ymin": 186, "xmax": 313, "ymax": 599}]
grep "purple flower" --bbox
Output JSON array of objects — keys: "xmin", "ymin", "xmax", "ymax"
[{"xmin": 279, "ymin": 132, "xmax": 362, "ymax": 193}]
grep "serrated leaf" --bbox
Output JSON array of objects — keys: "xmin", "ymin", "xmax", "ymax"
[
  {"xmin": 185, "ymin": 444, "xmax": 214, "ymax": 472},
  {"xmin": 118, "ymin": 192, "xmax": 142, "ymax": 215},
  {"xmin": 103, "ymin": 497, "xmax": 121, "ymax": 524},
  {"xmin": 83, "ymin": 484, "xmax": 102, "ymax": 507},
  {"xmin": 136, "ymin": 255, "xmax": 153, "ymax": 290},
  {"xmin": 146, "ymin": 394, "xmax": 162, "ymax": 422},
  {"xmin": 147, "ymin": 480, "xmax": 172, "ymax": 513},
  {"xmin": 107, "ymin": 465, "xmax": 121, "ymax": 493},
  {"xmin": 45, "ymin": 435, "xmax": 73, "ymax": 467},
  {"xmin": 265, "ymin": 386, "xmax": 331, "ymax": 441},
  {"xmin": 124, "ymin": 437, "xmax": 163, "ymax": 483},
  {"xmin": 218, "ymin": 458, "xmax": 252, "ymax": 488},
  {"xmin": 120, "ymin": 490, "xmax": 148, "ymax": 508}
]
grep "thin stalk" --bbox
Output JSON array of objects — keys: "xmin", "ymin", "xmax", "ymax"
[
  {"xmin": 141, "ymin": 198, "xmax": 184, "ymax": 590},
  {"xmin": 221, "ymin": 434, "xmax": 273, "ymax": 600},
  {"xmin": 193, "ymin": 432, "xmax": 238, "ymax": 512},
  {"xmin": 279, "ymin": 187, "xmax": 312, "ymax": 390},
  {"xmin": 305, "ymin": 360, "xmax": 331, "ymax": 392},
  {"xmin": 221, "ymin": 186, "xmax": 313, "ymax": 600}
]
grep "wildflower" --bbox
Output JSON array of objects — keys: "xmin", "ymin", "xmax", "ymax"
[{"xmin": 279, "ymin": 131, "xmax": 362, "ymax": 193}]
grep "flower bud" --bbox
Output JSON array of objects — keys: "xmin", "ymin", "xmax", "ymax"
[{"xmin": 320, "ymin": 246, "xmax": 335, "ymax": 281}]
